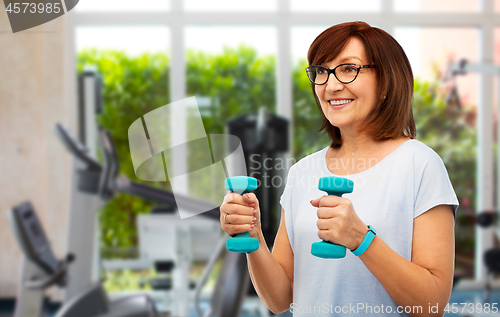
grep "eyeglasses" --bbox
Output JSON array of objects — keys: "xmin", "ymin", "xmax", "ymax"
[{"xmin": 305, "ymin": 64, "xmax": 376, "ymax": 85}]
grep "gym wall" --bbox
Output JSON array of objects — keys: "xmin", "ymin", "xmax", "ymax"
[{"xmin": 0, "ymin": 9, "xmax": 74, "ymax": 297}]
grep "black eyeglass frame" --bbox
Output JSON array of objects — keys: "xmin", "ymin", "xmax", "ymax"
[{"xmin": 305, "ymin": 64, "xmax": 377, "ymax": 85}]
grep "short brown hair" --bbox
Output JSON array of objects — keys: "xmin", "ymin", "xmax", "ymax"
[{"xmin": 307, "ymin": 21, "xmax": 416, "ymax": 148}]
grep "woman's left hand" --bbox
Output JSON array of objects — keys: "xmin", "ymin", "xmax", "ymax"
[{"xmin": 310, "ymin": 196, "xmax": 368, "ymax": 251}]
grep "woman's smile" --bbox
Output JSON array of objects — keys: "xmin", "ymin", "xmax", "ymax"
[{"xmin": 328, "ymin": 98, "xmax": 354, "ymax": 109}]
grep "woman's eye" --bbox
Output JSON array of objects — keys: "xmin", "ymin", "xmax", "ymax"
[
  {"xmin": 344, "ymin": 66, "xmax": 357, "ymax": 73},
  {"xmin": 317, "ymin": 68, "xmax": 328, "ymax": 74}
]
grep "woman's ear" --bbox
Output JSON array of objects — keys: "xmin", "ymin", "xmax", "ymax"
[{"xmin": 380, "ymin": 88, "xmax": 388, "ymax": 101}]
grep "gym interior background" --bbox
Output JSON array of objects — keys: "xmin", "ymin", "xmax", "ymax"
[{"xmin": 2, "ymin": 0, "xmax": 500, "ymax": 316}]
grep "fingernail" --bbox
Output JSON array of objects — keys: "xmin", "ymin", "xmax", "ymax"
[
  {"xmin": 310, "ymin": 200, "xmax": 313, "ymax": 204},
  {"xmin": 250, "ymin": 224, "xmax": 255, "ymax": 228},
  {"xmin": 253, "ymin": 217, "xmax": 257, "ymax": 222},
  {"xmin": 249, "ymin": 203, "xmax": 255, "ymax": 207},
  {"xmin": 245, "ymin": 194, "xmax": 250, "ymax": 199},
  {"xmin": 253, "ymin": 209, "xmax": 257, "ymax": 215}
]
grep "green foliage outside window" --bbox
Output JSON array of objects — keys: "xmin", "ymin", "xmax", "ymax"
[
  {"xmin": 78, "ymin": 50, "xmax": 170, "ymax": 257},
  {"xmin": 77, "ymin": 47, "xmax": 476, "ymax": 273}
]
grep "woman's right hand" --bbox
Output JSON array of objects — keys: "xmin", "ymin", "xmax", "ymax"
[{"xmin": 220, "ymin": 192, "xmax": 261, "ymax": 238}]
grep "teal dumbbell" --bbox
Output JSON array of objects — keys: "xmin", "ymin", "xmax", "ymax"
[
  {"xmin": 225, "ymin": 176, "xmax": 259, "ymax": 253},
  {"xmin": 311, "ymin": 176, "xmax": 354, "ymax": 259}
]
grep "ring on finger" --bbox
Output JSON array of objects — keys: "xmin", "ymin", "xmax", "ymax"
[{"xmin": 224, "ymin": 213, "xmax": 231, "ymax": 224}]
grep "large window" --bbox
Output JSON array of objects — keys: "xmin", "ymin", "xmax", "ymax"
[
  {"xmin": 75, "ymin": 0, "xmax": 170, "ymax": 11},
  {"xmin": 394, "ymin": 0, "xmax": 479, "ymax": 12},
  {"xmin": 72, "ymin": 0, "xmax": 500, "ymax": 293},
  {"xmin": 75, "ymin": 25, "xmax": 170, "ymax": 263},
  {"xmin": 290, "ymin": 26, "xmax": 331, "ymax": 158},
  {"xmin": 290, "ymin": 0, "xmax": 381, "ymax": 12},
  {"xmin": 395, "ymin": 26, "xmax": 479, "ymax": 279},
  {"xmin": 185, "ymin": 0, "xmax": 277, "ymax": 11},
  {"xmin": 185, "ymin": 25, "xmax": 277, "ymax": 133},
  {"xmin": 76, "ymin": 26, "xmax": 170, "ymax": 55}
]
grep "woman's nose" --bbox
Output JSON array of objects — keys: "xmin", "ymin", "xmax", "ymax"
[{"xmin": 325, "ymin": 73, "xmax": 345, "ymax": 93}]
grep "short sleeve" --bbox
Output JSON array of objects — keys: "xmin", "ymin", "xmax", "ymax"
[
  {"xmin": 280, "ymin": 164, "xmax": 296, "ymax": 252},
  {"xmin": 413, "ymin": 149, "xmax": 459, "ymax": 220}
]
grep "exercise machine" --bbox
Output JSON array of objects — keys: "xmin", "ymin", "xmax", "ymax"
[
  {"xmin": 9, "ymin": 201, "xmax": 159, "ymax": 317},
  {"xmin": 55, "ymin": 123, "xmax": 219, "ymax": 218},
  {"xmin": 474, "ymin": 210, "xmax": 500, "ymax": 304},
  {"xmin": 69, "ymin": 69, "xmax": 289, "ymax": 317},
  {"xmin": 56, "ymin": 123, "xmax": 254, "ymax": 317},
  {"xmin": 195, "ymin": 108, "xmax": 290, "ymax": 317},
  {"xmin": 136, "ymin": 211, "xmax": 221, "ymax": 314},
  {"xmin": 445, "ymin": 59, "xmax": 500, "ymax": 282}
]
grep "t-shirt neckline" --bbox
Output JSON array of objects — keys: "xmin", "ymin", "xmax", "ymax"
[{"xmin": 321, "ymin": 139, "xmax": 415, "ymax": 177}]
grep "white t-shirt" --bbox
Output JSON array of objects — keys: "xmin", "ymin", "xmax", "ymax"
[{"xmin": 280, "ymin": 139, "xmax": 459, "ymax": 316}]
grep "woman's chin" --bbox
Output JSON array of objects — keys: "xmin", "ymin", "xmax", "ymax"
[{"xmin": 326, "ymin": 118, "xmax": 348, "ymax": 129}]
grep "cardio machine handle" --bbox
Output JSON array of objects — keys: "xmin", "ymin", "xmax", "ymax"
[{"xmin": 26, "ymin": 253, "xmax": 75, "ymax": 290}]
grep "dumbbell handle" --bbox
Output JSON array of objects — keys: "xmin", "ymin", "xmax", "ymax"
[
  {"xmin": 225, "ymin": 176, "xmax": 259, "ymax": 253},
  {"xmin": 311, "ymin": 176, "xmax": 354, "ymax": 259}
]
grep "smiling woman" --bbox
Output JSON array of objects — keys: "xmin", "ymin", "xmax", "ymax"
[
  {"xmin": 309, "ymin": 38, "xmax": 380, "ymax": 138},
  {"xmin": 307, "ymin": 23, "xmax": 415, "ymax": 149},
  {"xmin": 219, "ymin": 21, "xmax": 459, "ymax": 317}
]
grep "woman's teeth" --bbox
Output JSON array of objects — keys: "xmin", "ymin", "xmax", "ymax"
[{"xmin": 329, "ymin": 99, "xmax": 353, "ymax": 106}]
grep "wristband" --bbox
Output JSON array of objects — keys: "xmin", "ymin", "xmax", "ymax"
[{"xmin": 352, "ymin": 225, "xmax": 376, "ymax": 256}]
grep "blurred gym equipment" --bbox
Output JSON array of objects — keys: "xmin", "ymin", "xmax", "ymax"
[
  {"xmin": 60, "ymin": 70, "xmax": 290, "ymax": 316},
  {"xmin": 9, "ymin": 201, "xmax": 159, "ymax": 317}
]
